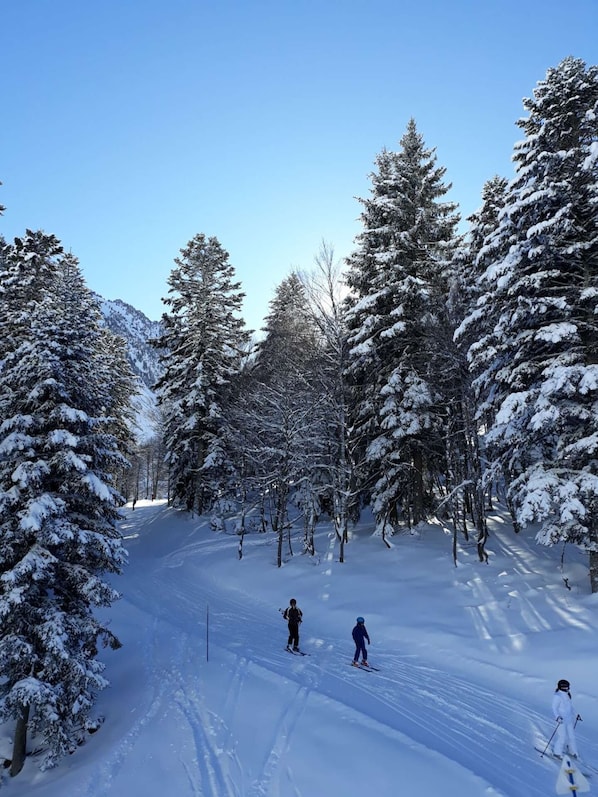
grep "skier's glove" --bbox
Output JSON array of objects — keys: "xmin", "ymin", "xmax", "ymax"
[{"xmin": 556, "ymin": 716, "xmax": 563, "ymax": 723}]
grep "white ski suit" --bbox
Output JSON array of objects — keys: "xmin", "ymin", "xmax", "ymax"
[{"xmin": 552, "ymin": 689, "xmax": 578, "ymax": 757}]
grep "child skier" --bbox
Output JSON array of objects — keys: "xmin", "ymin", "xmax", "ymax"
[
  {"xmin": 552, "ymin": 678, "xmax": 581, "ymax": 759},
  {"xmin": 352, "ymin": 616, "xmax": 371, "ymax": 666},
  {"xmin": 283, "ymin": 598, "xmax": 303, "ymax": 651}
]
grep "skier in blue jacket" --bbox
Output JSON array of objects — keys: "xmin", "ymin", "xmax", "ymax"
[{"xmin": 352, "ymin": 617, "xmax": 371, "ymax": 667}]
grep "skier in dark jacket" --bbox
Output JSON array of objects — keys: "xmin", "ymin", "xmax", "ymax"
[
  {"xmin": 283, "ymin": 598, "xmax": 303, "ymax": 651},
  {"xmin": 352, "ymin": 617, "xmax": 371, "ymax": 667}
]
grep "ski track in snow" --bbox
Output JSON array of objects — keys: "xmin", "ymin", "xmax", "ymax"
[
  {"xmin": 105, "ymin": 506, "xmax": 567, "ymax": 797},
  {"xmin": 247, "ymin": 684, "xmax": 310, "ymax": 797},
  {"xmin": 78, "ymin": 617, "xmax": 184, "ymax": 796},
  {"xmin": 80, "ymin": 606, "xmax": 242, "ymax": 797},
  {"xmin": 173, "ymin": 683, "xmax": 238, "ymax": 797}
]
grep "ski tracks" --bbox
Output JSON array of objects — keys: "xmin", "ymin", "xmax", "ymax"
[
  {"xmin": 327, "ymin": 652, "xmax": 549, "ymax": 797},
  {"xmin": 116, "ymin": 512, "xmax": 551, "ymax": 797},
  {"xmin": 246, "ymin": 684, "xmax": 310, "ymax": 797},
  {"xmin": 80, "ymin": 616, "xmax": 242, "ymax": 797},
  {"xmin": 173, "ymin": 682, "xmax": 240, "ymax": 797},
  {"xmin": 79, "ymin": 616, "xmax": 182, "ymax": 797},
  {"xmin": 149, "ymin": 627, "xmax": 243, "ymax": 797}
]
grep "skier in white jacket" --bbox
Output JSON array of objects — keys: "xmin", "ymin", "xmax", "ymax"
[{"xmin": 552, "ymin": 679, "xmax": 580, "ymax": 758}]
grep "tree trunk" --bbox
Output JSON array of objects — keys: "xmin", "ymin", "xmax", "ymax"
[
  {"xmin": 277, "ymin": 527, "xmax": 283, "ymax": 568},
  {"xmin": 412, "ymin": 447, "xmax": 425, "ymax": 524},
  {"xmin": 10, "ymin": 704, "xmax": 30, "ymax": 777},
  {"xmin": 303, "ymin": 508, "xmax": 315, "ymax": 555},
  {"xmin": 589, "ymin": 550, "xmax": 598, "ymax": 594}
]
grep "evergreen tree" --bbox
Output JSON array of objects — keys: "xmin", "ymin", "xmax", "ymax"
[
  {"xmin": 344, "ymin": 120, "xmax": 460, "ymax": 533},
  {"xmin": 0, "ymin": 234, "xmax": 132, "ymax": 773},
  {"xmin": 245, "ymin": 273, "xmax": 324, "ymax": 564},
  {"xmin": 154, "ymin": 233, "xmax": 249, "ymax": 514},
  {"xmin": 447, "ymin": 176, "xmax": 509, "ymax": 561},
  {"xmin": 253, "ymin": 272, "xmax": 319, "ymax": 380},
  {"xmin": 466, "ymin": 57, "xmax": 598, "ymax": 590},
  {"xmin": 452, "ymin": 176, "xmax": 509, "ymax": 341}
]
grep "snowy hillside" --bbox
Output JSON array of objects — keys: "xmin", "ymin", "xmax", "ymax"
[
  {"xmin": 96, "ymin": 296, "xmax": 163, "ymax": 443},
  {"xmin": 6, "ymin": 502, "xmax": 598, "ymax": 797},
  {"xmin": 96, "ymin": 296, "xmax": 162, "ymax": 388}
]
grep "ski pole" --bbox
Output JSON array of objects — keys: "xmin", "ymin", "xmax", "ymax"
[
  {"xmin": 574, "ymin": 714, "xmax": 583, "ymax": 728},
  {"xmin": 539, "ymin": 720, "xmax": 561, "ymax": 757}
]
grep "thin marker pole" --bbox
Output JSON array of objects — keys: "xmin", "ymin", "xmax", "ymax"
[{"xmin": 206, "ymin": 604, "xmax": 209, "ymax": 662}]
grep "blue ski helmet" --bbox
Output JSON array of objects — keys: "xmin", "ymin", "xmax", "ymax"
[{"xmin": 356, "ymin": 616, "xmax": 365, "ymax": 624}]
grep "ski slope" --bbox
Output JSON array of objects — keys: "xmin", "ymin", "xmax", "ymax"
[{"xmin": 5, "ymin": 500, "xmax": 598, "ymax": 796}]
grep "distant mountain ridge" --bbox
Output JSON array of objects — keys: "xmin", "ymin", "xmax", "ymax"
[
  {"xmin": 95, "ymin": 296, "xmax": 163, "ymax": 389},
  {"xmin": 95, "ymin": 295, "xmax": 163, "ymax": 443}
]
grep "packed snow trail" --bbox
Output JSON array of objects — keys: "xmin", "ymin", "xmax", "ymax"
[
  {"xmin": 109, "ymin": 504, "xmax": 557, "ymax": 796},
  {"xmin": 17, "ymin": 501, "xmax": 597, "ymax": 796}
]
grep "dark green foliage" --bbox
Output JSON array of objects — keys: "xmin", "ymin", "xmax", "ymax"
[
  {"xmin": 154, "ymin": 233, "xmax": 250, "ymax": 514},
  {"xmin": 0, "ymin": 232, "xmax": 134, "ymax": 771}
]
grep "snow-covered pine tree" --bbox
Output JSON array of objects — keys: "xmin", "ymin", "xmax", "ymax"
[
  {"xmin": 253, "ymin": 273, "xmax": 320, "ymax": 381},
  {"xmin": 248, "ymin": 273, "xmax": 325, "ymax": 565},
  {"xmin": 466, "ymin": 57, "xmax": 598, "ymax": 590},
  {"xmin": 343, "ymin": 146, "xmax": 397, "ymax": 520},
  {"xmin": 453, "ymin": 176, "xmax": 510, "ymax": 344},
  {"xmin": 154, "ymin": 233, "xmax": 250, "ymax": 514},
  {"xmin": 95, "ymin": 325, "xmax": 139, "ymax": 490},
  {"xmin": 344, "ymin": 120, "xmax": 460, "ymax": 535},
  {"xmin": 447, "ymin": 176, "xmax": 509, "ymax": 561},
  {"xmin": 0, "ymin": 234, "xmax": 133, "ymax": 774}
]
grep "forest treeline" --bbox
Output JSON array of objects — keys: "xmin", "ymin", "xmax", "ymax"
[
  {"xmin": 152, "ymin": 57, "xmax": 598, "ymax": 590},
  {"xmin": 0, "ymin": 55, "xmax": 597, "ymax": 773}
]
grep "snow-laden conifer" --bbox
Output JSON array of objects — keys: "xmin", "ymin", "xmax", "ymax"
[
  {"xmin": 344, "ymin": 120, "xmax": 460, "ymax": 533},
  {"xmin": 445, "ymin": 176, "xmax": 509, "ymax": 560},
  {"xmin": 466, "ymin": 57, "xmax": 598, "ymax": 589},
  {"xmin": 242, "ymin": 273, "xmax": 325, "ymax": 565},
  {"xmin": 154, "ymin": 234, "xmax": 249, "ymax": 514},
  {"xmin": 0, "ymin": 234, "xmax": 132, "ymax": 773}
]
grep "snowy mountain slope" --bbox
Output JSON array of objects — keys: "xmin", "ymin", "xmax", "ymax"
[
  {"xmin": 96, "ymin": 295, "xmax": 163, "ymax": 443},
  {"xmin": 5, "ymin": 503, "xmax": 598, "ymax": 796},
  {"xmin": 96, "ymin": 296, "xmax": 162, "ymax": 389}
]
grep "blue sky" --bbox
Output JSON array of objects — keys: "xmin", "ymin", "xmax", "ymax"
[{"xmin": 1, "ymin": 1, "xmax": 597, "ymax": 330}]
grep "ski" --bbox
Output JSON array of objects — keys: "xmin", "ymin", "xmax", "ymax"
[
  {"xmin": 535, "ymin": 745, "xmax": 560, "ymax": 762},
  {"xmin": 284, "ymin": 647, "xmax": 309, "ymax": 656},
  {"xmin": 535, "ymin": 747, "xmax": 593, "ymax": 778},
  {"xmin": 349, "ymin": 662, "xmax": 379, "ymax": 671}
]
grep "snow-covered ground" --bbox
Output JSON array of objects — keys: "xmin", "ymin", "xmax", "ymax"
[{"xmin": 4, "ymin": 500, "xmax": 598, "ymax": 796}]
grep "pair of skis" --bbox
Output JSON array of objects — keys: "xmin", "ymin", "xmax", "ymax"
[
  {"xmin": 283, "ymin": 647, "xmax": 381, "ymax": 671},
  {"xmin": 284, "ymin": 646, "xmax": 309, "ymax": 656},
  {"xmin": 535, "ymin": 747, "xmax": 594, "ymax": 792},
  {"xmin": 350, "ymin": 662, "xmax": 380, "ymax": 672},
  {"xmin": 536, "ymin": 746, "xmax": 597, "ymax": 774}
]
